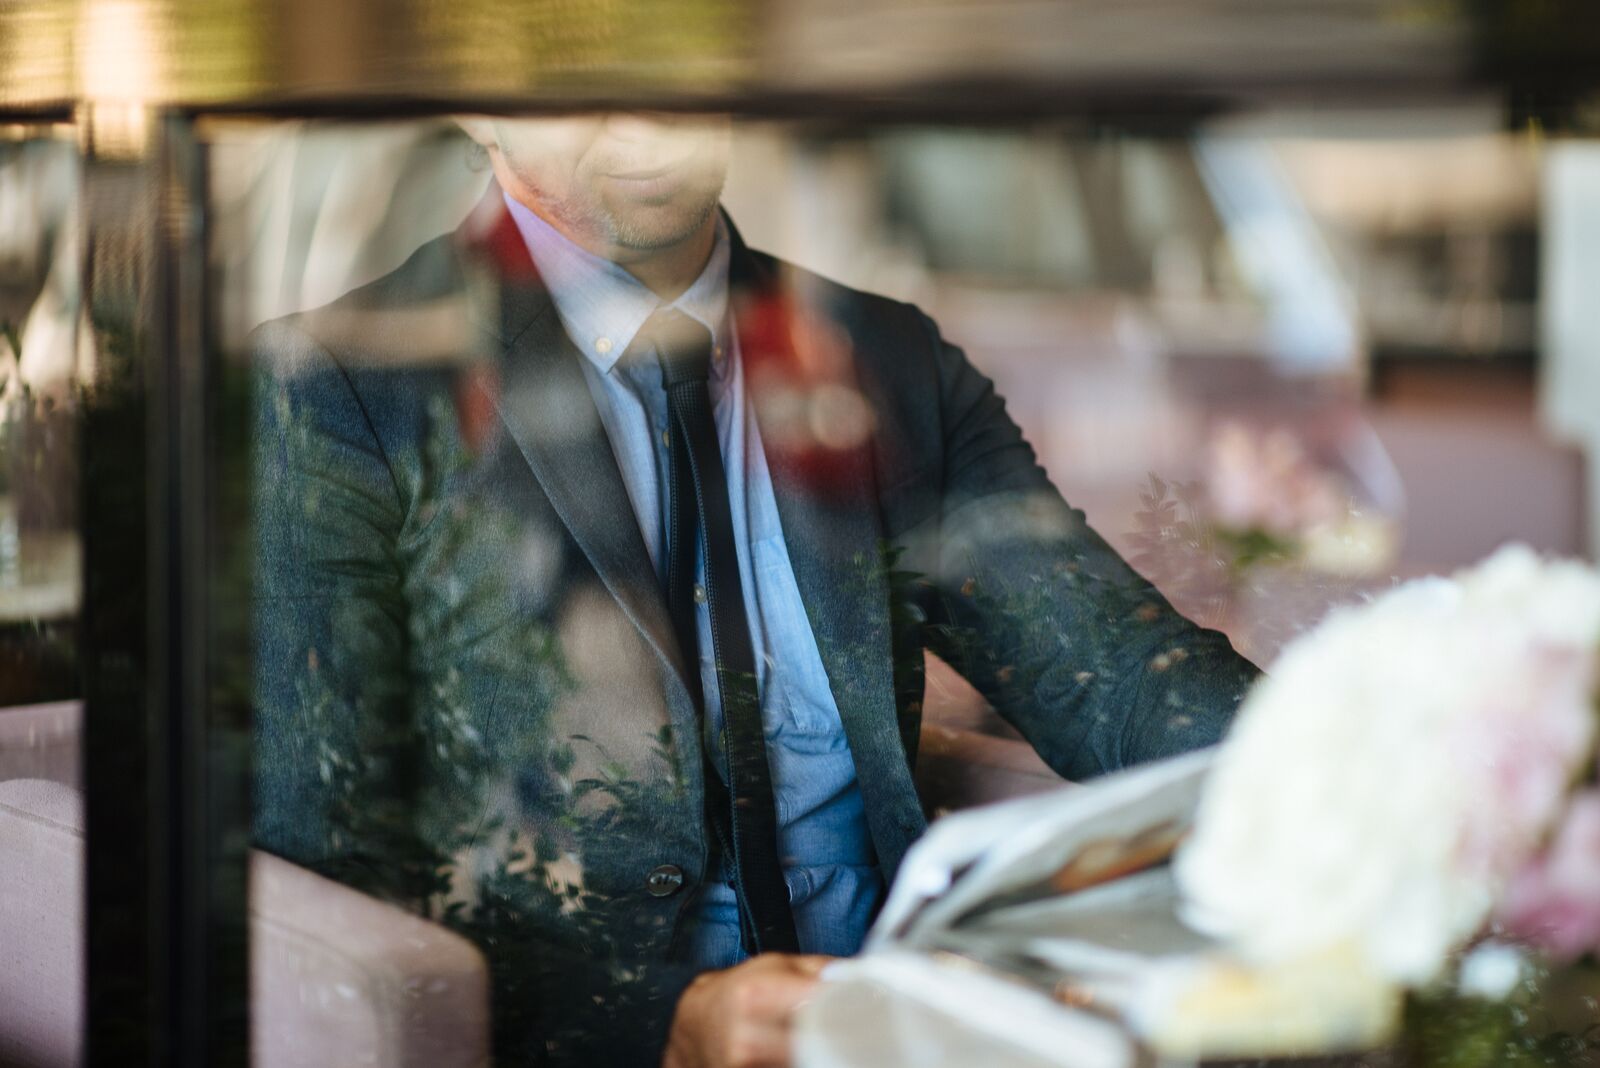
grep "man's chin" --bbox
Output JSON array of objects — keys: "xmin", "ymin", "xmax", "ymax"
[{"xmin": 606, "ymin": 197, "xmax": 720, "ymax": 253}]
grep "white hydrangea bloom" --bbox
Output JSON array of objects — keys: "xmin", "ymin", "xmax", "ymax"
[{"xmin": 1175, "ymin": 545, "xmax": 1600, "ymax": 985}]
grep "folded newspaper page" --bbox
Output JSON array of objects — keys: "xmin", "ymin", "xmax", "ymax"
[{"xmin": 798, "ymin": 749, "xmax": 1397, "ymax": 1067}]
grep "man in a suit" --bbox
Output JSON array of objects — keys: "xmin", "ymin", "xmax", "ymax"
[{"xmin": 252, "ymin": 113, "xmax": 1257, "ymax": 1068}]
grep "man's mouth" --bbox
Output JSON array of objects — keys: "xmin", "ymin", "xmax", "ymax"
[
  {"xmin": 607, "ymin": 165, "xmax": 672, "ymax": 181},
  {"xmin": 602, "ymin": 166, "xmax": 689, "ymax": 201}
]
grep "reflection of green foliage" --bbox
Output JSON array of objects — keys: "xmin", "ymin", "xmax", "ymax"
[
  {"xmin": 868, "ymin": 493, "xmax": 1237, "ymax": 780},
  {"xmin": 1125, "ymin": 474, "xmax": 1233, "ymax": 624},
  {"xmin": 1125, "ymin": 472, "xmax": 1332, "ymax": 662},
  {"xmin": 882, "ymin": 542, "xmax": 931, "ymax": 748},
  {"xmin": 819, "ymin": 541, "xmax": 928, "ymax": 759},
  {"xmin": 1213, "ymin": 525, "xmax": 1297, "ymax": 572},
  {"xmin": 933, "ymin": 547, "xmax": 1172, "ymax": 708},
  {"xmin": 1404, "ymin": 967, "xmax": 1600, "ymax": 1068},
  {"xmin": 1126, "ymin": 472, "xmax": 1302, "ymax": 578},
  {"xmin": 265, "ymin": 385, "xmax": 690, "ymax": 1061},
  {"xmin": 889, "ymin": 482, "xmax": 1259, "ymax": 778}
]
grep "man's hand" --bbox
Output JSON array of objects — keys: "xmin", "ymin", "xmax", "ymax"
[{"xmin": 662, "ymin": 953, "xmax": 834, "ymax": 1068}]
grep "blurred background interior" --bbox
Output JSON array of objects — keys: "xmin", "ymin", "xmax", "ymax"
[
  {"xmin": 187, "ymin": 110, "xmax": 1585, "ymax": 684},
  {"xmin": 186, "ymin": 108, "xmax": 1591, "ymax": 757},
  {"xmin": 3, "ymin": 0, "xmax": 1600, "ymax": 1064}
]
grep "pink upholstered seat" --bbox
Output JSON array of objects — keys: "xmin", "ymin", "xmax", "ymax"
[
  {"xmin": 1, "ymin": 694, "xmax": 1057, "ymax": 1065},
  {"xmin": 0, "ymin": 776, "xmax": 491, "ymax": 1068},
  {"xmin": 0, "ymin": 777, "xmax": 82, "ymax": 1068},
  {"xmin": 0, "ymin": 702, "xmax": 80, "ymax": 788}
]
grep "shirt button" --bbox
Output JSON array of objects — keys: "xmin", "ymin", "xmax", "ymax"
[
  {"xmin": 595, "ymin": 336, "xmax": 613, "ymax": 355},
  {"xmin": 693, "ymin": 583, "xmax": 707, "ymax": 605},
  {"xmin": 645, "ymin": 864, "xmax": 685, "ymax": 897},
  {"xmin": 660, "ymin": 428, "xmax": 671, "ymax": 449}
]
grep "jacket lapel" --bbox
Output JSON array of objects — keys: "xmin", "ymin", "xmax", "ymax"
[
  {"xmin": 728, "ymin": 222, "xmax": 928, "ymax": 875},
  {"xmin": 459, "ymin": 197, "xmax": 693, "ymax": 695},
  {"xmin": 460, "ymin": 196, "xmax": 927, "ymax": 874},
  {"xmin": 499, "ymin": 310, "xmax": 695, "ymax": 680}
]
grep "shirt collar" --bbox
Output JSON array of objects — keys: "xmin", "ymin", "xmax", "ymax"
[{"xmin": 502, "ymin": 190, "xmax": 730, "ymax": 379}]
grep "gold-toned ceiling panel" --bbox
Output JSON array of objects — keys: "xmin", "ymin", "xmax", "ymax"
[
  {"xmin": 4, "ymin": 0, "xmax": 754, "ymax": 110},
  {"xmin": 0, "ymin": 0, "xmax": 1594, "ymax": 115},
  {"xmin": 0, "ymin": 1, "xmax": 75, "ymax": 110}
]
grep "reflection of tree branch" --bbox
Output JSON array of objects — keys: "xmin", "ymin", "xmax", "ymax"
[
  {"xmin": 1125, "ymin": 473, "xmax": 1233, "ymax": 628},
  {"xmin": 262, "ymin": 386, "xmax": 692, "ymax": 1061}
]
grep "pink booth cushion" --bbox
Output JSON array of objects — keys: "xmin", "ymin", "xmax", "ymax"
[
  {"xmin": 0, "ymin": 777, "xmax": 491, "ymax": 1068},
  {"xmin": 0, "ymin": 777, "xmax": 82, "ymax": 1068},
  {"xmin": 0, "ymin": 702, "xmax": 81, "ymax": 788}
]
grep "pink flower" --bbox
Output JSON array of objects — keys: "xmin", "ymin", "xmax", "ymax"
[
  {"xmin": 1450, "ymin": 644, "xmax": 1599, "ymax": 883},
  {"xmin": 1495, "ymin": 790, "xmax": 1600, "ymax": 963},
  {"xmin": 1205, "ymin": 421, "xmax": 1346, "ymax": 538}
]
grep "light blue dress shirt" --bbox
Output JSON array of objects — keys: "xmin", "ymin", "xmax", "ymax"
[{"xmin": 504, "ymin": 194, "xmax": 884, "ymax": 967}]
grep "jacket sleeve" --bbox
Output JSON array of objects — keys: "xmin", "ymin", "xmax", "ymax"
[{"xmin": 904, "ymin": 311, "xmax": 1260, "ymax": 781}]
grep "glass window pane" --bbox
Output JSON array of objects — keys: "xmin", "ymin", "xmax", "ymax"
[
  {"xmin": 210, "ymin": 112, "xmax": 1588, "ymax": 1067},
  {"xmin": 0, "ymin": 122, "xmax": 84, "ymax": 1068},
  {"xmin": 0, "ymin": 129, "xmax": 81, "ymax": 713}
]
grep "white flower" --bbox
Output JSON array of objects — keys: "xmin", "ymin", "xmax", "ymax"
[{"xmin": 1174, "ymin": 545, "xmax": 1600, "ymax": 985}]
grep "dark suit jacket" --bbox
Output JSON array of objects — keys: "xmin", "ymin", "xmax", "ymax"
[{"xmin": 251, "ymin": 200, "xmax": 1258, "ymax": 1065}]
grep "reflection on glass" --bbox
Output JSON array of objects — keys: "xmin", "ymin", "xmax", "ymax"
[
  {"xmin": 0, "ymin": 126, "xmax": 84, "ymax": 1068},
  {"xmin": 216, "ymin": 114, "xmax": 1580, "ymax": 1067},
  {"xmin": 0, "ymin": 128, "xmax": 81, "ymax": 723},
  {"xmin": 219, "ymin": 114, "xmax": 1256, "ymax": 1066}
]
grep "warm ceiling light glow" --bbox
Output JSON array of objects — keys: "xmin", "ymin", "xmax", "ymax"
[
  {"xmin": 77, "ymin": 0, "xmax": 167, "ymax": 157},
  {"xmin": 78, "ymin": 0, "xmax": 165, "ymax": 103}
]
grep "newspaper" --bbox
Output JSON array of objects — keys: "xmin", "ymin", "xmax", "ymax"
[{"xmin": 797, "ymin": 747, "xmax": 1396, "ymax": 1067}]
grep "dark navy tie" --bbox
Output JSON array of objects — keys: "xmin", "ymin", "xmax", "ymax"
[{"xmin": 644, "ymin": 307, "xmax": 799, "ymax": 955}]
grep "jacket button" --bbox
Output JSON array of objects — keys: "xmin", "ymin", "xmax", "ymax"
[{"xmin": 645, "ymin": 864, "xmax": 685, "ymax": 897}]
